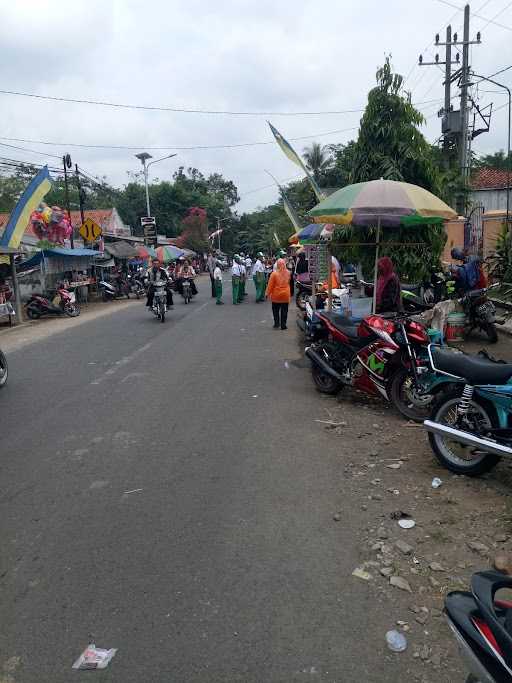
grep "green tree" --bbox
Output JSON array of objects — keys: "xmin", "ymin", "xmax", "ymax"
[
  {"xmin": 302, "ymin": 142, "xmax": 332, "ymax": 182},
  {"xmin": 351, "ymin": 57, "xmax": 438, "ymax": 192},
  {"xmin": 474, "ymin": 150, "xmax": 512, "ymax": 170}
]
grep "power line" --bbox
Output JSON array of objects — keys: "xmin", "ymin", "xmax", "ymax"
[
  {"xmin": 0, "ymin": 89, "xmax": 367, "ymax": 117},
  {"xmin": 479, "ymin": 0, "xmax": 512, "ymax": 31},
  {"xmin": 0, "ymin": 141, "xmax": 62, "ymax": 159},
  {"xmin": 0, "ymin": 126, "xmax": 361, "ymax": 153},
  {"xmin": 433, "ymin": 0, "xmax": 512, "ymax": 31},
  {"xmin": 0, "ymin": 86, "xmax": 449, "ymax": 121}
]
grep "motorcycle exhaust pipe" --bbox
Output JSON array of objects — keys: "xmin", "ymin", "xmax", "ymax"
[
  {"xmin": 305, "ymin": 347, "xmax": 343, "ymax": 382},
  {"xmin": 423, "ymin": 420, "xmax": 512, "ymax": 457}
]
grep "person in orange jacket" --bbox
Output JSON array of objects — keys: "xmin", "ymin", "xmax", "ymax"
[{"xmin": 265, "ymin": 258, "xmax": 291, "ymax": 330}]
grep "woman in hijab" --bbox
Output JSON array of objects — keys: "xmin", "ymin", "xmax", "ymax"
[
  {"xmin": 375, "ymin": 256, "xmax": 401, "ymax": 313},
  {"xmin": 265, "ymin": 258, "xmax": 291, "ymax": 329}
]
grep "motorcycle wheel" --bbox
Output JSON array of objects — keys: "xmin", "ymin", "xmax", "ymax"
[
  {"xmin": 0, "ymin": 349, "xmax": 8, "ymax": 388},
  {"xmin": 428, "ymin": 388, "xmax": 500, "ymax": 476},
  {"xmin": 311, "ymin": 344, "xmax": 343, "ymax": 395},
  {"xmin": 389, "ymin": 368, "xmax": 434, "ymax": 422},
  {"xmin": 159, "ymin": 302, "xmax": 165, "ymax": 322},
  {"xmin": 26, "ymin": 305, "xmax": 40, "ymax": 320},
  {"xmin": 296, "ymin": 290, "xmax": 307, "ymax": 311},
  {"xmin": 484, "ymin": 322, "xmax": 498, "ymax": 343},
  {"xmin": 64, "ymin": 303, "xmax": 80, "ymax": 317},
  {"xmin": 101, "ymin": 290, "xmax": 109, "ymax": 302}
]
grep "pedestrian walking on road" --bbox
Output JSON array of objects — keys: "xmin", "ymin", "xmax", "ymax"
[
  {"xmin": 265, "ymin": 258, "xmax": 291, "ymax": 330},
  {"xmin": 238, "ymin": 256, "xmax": 246, "ymax": 302},
  {"xmin": 214, "ymin": 262, "xmax": 224, "ymax": 305},
  {"xmin": 232, "ymin": 255, "xmax": 241, "ymax": 305},
  {"xmin": 207, "ymin": 252, "xmax": 216, "ymax": 298},
  {"xmin": 252, "ymin": 252, "xmax": 265, "ymax": 302}
]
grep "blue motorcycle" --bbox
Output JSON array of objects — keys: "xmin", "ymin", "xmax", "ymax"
[{"xmin": 424, "ymin": 345, "xmax": 512, "ymax": 475}]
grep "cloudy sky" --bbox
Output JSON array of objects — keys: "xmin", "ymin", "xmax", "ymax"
[{"xmin": 0, "ymin": 0, "xmax": 511, "ymax": 214}]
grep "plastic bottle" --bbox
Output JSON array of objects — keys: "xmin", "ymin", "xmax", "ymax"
[{"xmin": 385, "ymin": 630, "xmax": 408, "ymax": 653}]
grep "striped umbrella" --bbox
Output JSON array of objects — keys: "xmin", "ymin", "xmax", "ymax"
[
  {"xmin": 308, "ymin": 179, "xmax": 457, "ymax": 227},
  {"xmin": 137, "ymin": 245, "xmax": 156, "ymax": 260},
  {"xmin": 155, "ymin": 245, "xmax": 184, "ymax": 263},
  {"xmin": 296, "ymin": 223, "xmax": 335, "ymax": 244}
]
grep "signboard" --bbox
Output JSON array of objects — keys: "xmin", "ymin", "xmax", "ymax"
[
  {"xmin": 141, "ymin": 217, "xmax": 157, "ymax": 247},
  {"xmin": 307, "ymin": 244, "xmax": 329, "ymax": 281},
  {"xmin": 79, "ymin": 217, "xmax": 102, "ymax": 242}
]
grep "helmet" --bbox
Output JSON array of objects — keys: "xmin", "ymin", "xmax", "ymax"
[
  {"xmin": 451, "ymin": 247, "xmax": 465, "ymax": 261},
  {"xmin": 257, "ymin": 251, "xmax": 264, "ymax": 258}
]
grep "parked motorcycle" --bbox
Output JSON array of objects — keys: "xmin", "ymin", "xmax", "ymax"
[
  {"xmin": 99, "ymin": 279, "xmax": 130, "ymax": 302},
  {"xmin": 0, "ymin": 348, "xmax": 7, "ymax": 388},
  {"xmin": 459, "ymin": 283, "xmax": 501, "ymax": 343},
  {"xmin": 26, "ymin": 287, "xmax": 79, "ymax": 319},
  {"xmin": 305, "ymin": 311, "xmax": 436, "ymax": 421},
  {"xmin": 424, "ymin": 344, "xmax": 512, "ymax": 475},
  {"xmin": 445, "ymin": 570, "xmax": 512, "ymax": 682},
  {"xmin": 151, "ymin": 281, "xmax": 167, "ymax": 322},
  {"xmin": 128, "ymin": 274, "xmax": 145, "ymax": 299},
  {"xmin": 295, "ymin": 280, "xmax": 312, "ymax": 310}
]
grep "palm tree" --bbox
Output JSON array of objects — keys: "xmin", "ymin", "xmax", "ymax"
[{"xmin": 302, "ymin": 142, "xmax": 331, "ymax": 182}]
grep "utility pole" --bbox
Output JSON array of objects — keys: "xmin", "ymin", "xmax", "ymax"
[
  {"xmin": 443, "ymin": 25, "xmax": 453, "ymax": 168},
  {"xmin": 419, "ymin": 26, "xmax": 460, "ymax": 171},
  {"xmin": 75, "ymin": 164, "xmax": 85, "ymax": 225},
  {"xmin": 419, "ymin": 5, "xmax": 482, "ymax": 213},
  {"xmin": 459, "ymin": 4, "xmax": 470, "ymax": 184},
  {"xmin": 62, "ymin": 154, "xmax": 74, "ymax": 248}
]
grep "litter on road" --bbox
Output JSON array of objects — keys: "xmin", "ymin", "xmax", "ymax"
[
  {"xmin": 386, "ymin": 630, "xmax": 408, "ymax": 653},
  {"xmin": 123, "ymin": 488, "xmax": 143, "ymax": 495},
  {"xmin": 72, "ymin": 644, "xmax": 117, "ymax": 670},
  {"xmin": 398, "ymin": 519, "xmax": 416, "ymax": 529}
]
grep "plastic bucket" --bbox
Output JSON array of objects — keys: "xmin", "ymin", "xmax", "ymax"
[{"xmin": 445, "ymin": 312, "xmax": 466, "ymax": 344}]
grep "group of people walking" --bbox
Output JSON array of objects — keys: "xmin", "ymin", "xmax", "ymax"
[{"xmin": 205, "ymin": 250, "xmax": 292, "ymax": 331}]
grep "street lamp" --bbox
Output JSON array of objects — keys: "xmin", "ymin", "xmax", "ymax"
[
  {"xmin": 466, "ymin": 73, "xmax": 511, "ymax": 228},
  {"xmin": 135, "ymin": 152, "xmax": 177, "ymax": 218},
  {"xmin": 214, "ymin": 216, "xmax": 229, "ymax": 252}
]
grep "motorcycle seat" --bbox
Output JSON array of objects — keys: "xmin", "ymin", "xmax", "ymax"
[
  {"xmin": 432, "ymin": 347, "xmax": 512, "ymax": 385},
  {"xmin": 320, "ymin": 311, "xmax": 372, "ymax": 347}
]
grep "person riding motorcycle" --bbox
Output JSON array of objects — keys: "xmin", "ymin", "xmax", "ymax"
[
  {"xmin": 450, "ymin": 247, "xmax": 487, "ymax": 293},
  {"xmin": 146, "ymin": 258, "xmax": 173, "ymax": 309},
  {"xmin": 176, "ymin": 260, "xmax": 198, "ymax": 297}
]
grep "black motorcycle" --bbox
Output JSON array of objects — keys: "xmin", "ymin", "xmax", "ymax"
[
  {"xmin": 460, "ymin": 284, "xmax": 501, "ymax": 343},
  {"xmin": 446, "ymin": 570, "xmax": 512, "ymax": 682}
]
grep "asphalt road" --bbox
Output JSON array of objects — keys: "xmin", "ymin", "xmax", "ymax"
[{"xmin": 1, "ymin": 277, "xmax": 396, "ymax": 682}]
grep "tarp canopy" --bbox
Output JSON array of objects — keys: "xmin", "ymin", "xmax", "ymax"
[
  {"xmin": 19, "ymin": 247, "xmax": 98, "ymax": 270},
  {"xmin": 104, "ymin": 241, "xmax": 139, "ymax": 259}
]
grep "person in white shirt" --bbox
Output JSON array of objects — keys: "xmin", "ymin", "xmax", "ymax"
[
  {"xmin": 252, "ymin": 252, "xmax": 266, "ymax": 302},
  {"xmin": 231, "ymin": 255, "xmax": 241, "ymax": 305},
  {"xmin": 244, "ymin": 256, "xmax": 252, "ymax": 279},
  {"xmin": 213, "ymin": 262, "xmax": 224, "ymax": 305}
]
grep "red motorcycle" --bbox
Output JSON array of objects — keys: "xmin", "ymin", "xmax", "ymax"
[
  {"xmin": 26, "ymin": 286, "xmax": 80, "ymax": 320},
  {"xmin": 305, "ymin": 311, "xmax": 433, "ymax": 421}
]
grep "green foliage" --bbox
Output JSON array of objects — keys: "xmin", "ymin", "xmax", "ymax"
[
  {"xmin": 302, "ymin": 142, "xmax": 332, "ymax": 182},
  {"xmin": 474, "ymin": 150, "xmax": 512, "ymax": 170},
  {"xmin": 331, "ymin": 223, "xmax": 446, "ymax": 282},
  {"xmin": 351, "ymin": 57, "xmax": 439, "ymax": 193},
  {"xmin": 487, "ymin": 223, "xmax": 512, "ymax": 283}
]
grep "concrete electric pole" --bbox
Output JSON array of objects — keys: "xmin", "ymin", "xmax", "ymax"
[{"xmin": 418, "ymin": 4, "xmax": 482, "ymax": 212}]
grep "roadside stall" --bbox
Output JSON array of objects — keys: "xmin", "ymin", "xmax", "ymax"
[
  {"xmin": 307, "ymin": 179, "xmax": 457, "ymax": 314},
  {"xmin": 0, "ymin": 246, "xmax": 22, "ymax": 325},
  {"xmin": 18, "ymin": 247, "xmax": 99, "ymax": 303}
]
